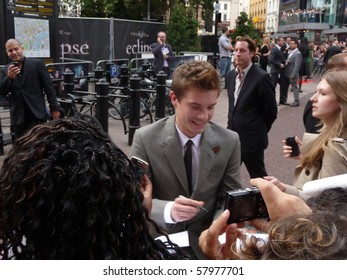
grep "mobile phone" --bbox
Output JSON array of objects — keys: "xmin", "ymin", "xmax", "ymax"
[
  {"xmin": 285, "ymin": 137, "xmax": 300, "ymax": 157},
  {"xmin": 12, "ymin": 61, "xmax": 19, "ymax": 67},
  {"xmin": 224, "ymin": 188, "xmax": 269, "ymax": 224},
  {"xmin": 130, "ymin": 156, "xmax": 148, "ymax": 181}
]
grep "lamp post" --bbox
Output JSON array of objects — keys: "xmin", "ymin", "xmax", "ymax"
[
  {"xmin": 212, "ymin": 1, "xmax": 220, "ymax": 69},
  {"xmin": 147, "ymin": 0, "xmax": 150, "ymax": 20}
]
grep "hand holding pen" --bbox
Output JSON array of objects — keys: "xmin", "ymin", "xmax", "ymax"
[{"xmin": 171, "ymin": 195, "xmax": 208, "ymax": 223}]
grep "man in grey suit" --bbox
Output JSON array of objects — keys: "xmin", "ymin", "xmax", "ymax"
[
  {"xmin": 130, "ymin": 61, "xmax": 241, "ymax": 259},
  {"xmin": 284, "ymin": 38, "xmax": 302, "ymax": 107},
  {"xmin": 0, "ymin": 38, "xmax": 61, "ymax": 139}
]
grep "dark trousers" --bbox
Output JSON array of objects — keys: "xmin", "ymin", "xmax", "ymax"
[
  {"xmin": 271, "ymin": 72, "xmax": 288, "ymax": 103},
  {"xmin": 11, "ymin": 105, "xmax": 46, "ymax": 140},
  {"xmin": 241, "ymin": 151, "xmax": 267, "ymax": 179},
  {"xmin": 162, "ymin": 66, "xmax": 170, "ymax": 77}
]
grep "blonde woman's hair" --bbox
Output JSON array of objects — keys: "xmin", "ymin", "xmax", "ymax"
[{"xmin": 301, "ymin": 70, "xmax": 347, "ymax": 167}]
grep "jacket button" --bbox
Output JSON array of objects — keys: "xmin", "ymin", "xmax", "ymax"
[{"xmin": 305, "ymin": 169, "xmax": 310, "ymax": 175}]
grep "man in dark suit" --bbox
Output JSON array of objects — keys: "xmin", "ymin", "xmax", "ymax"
[
  {"xmin": 269, "ymin": 37, "xmax": 288, "ymax": 105},
  {"xmin": 0, "ymin": 38, "xmax": 61, "ymax": 139},
  {"xmin": 151, "ymin": 31, "xmax": 174, "ymax": 77},
  {"xmin": 226, "ymin": 36, "xmax": 277, "ymax": 179},
  {"xmin": 130, "ymin": 61, "xmax": 242, "ymax": 259}
]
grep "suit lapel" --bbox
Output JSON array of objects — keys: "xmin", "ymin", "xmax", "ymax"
[
  {"xmin": 162, "ymin": 117, "xmax": 190, "ymax": 194},
  {"xmin": 21, "ymin": 58, "xmax": 31, "ymax": 84},
  {"xmin": 193, "ymin": 124, "xmax": 220, "ymax": 197},
  {"xmin": 228, "ymin": 71, "xmax": 236, "ymax": 111}
]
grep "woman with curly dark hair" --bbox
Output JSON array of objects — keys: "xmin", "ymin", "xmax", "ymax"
[{"xmin": 0, "ymin": 118, "xmax": 188, "ymax": 260}]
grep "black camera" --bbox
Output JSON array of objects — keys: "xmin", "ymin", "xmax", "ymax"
[
  {"xmin": 12, "ymin": 61, "xmax": 19, "ymax": 67},
  {"xmin": 224, "ymin": 187, "xmax": 269, "ymax": 224}
]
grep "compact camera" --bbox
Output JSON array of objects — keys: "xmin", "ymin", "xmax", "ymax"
[
  {"xmin": 224, "ymin": 187, "xmax": 269, "ymax": 224},
  {"xmin": 12, "ymin": 61, "xmax": 19, "ymax": 67}
]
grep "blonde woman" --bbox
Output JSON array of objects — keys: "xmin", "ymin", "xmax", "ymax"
[
  {"xmin": 265, "ymin": 70, "xmax": 347, "ymax": 197},
  {"xmin": 259, "ymin": 36, "xmax": 270, "ymax": 72}
]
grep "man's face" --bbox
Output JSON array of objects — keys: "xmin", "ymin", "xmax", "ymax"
[
  {"xmin": 170, "ymin": 88, "xmax": 218, "ymax": 138},
  {"xmin": 6, "ymin": 40, "xmax": 24, "ymax": 62},
  {"xmin": 290, "ymin": 41, "xmax": 298, "ymax": 50},
  {"xmin": 158, "ymin": 32, "xmax": 166, "ymax": 44},
  {"xmin": 234, "ymin": 41, "xmax": 254, "ymax": 70},
  {"xmin": 277, "ymin": 38, "xmax": 284, "ymax": 47}
]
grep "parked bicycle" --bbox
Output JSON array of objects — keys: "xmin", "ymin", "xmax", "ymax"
[{"xmin": 57, "ymin": 93, "xmax": 103, "ymax": 130}]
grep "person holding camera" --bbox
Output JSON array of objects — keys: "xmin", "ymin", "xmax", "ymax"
[
  {"xmin": 130, "ymin": 60, "xmax": 242, "ymax": 259},
  {"xmin": 151, "ymin": 31, "xmax": 173, "ymax": 77},
  {"xmin": 266, "ymin": 69, "xmax": 347, "ymax": 197},
  {"xmin": 199, "ymin": 178, "xmax": 347, "ymax": 260},
  {"xmin": 0, "ymin": 38, "xmax": 61, "ymax": 140}
]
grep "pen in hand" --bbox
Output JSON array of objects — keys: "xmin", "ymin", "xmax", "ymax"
[{"xmin": 178, "ymin": 195, "xmax": 209, "ymax": 213}]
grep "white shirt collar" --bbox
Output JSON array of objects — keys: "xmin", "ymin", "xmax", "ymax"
[{"xmin": 175, "ymin": 124, "xmax": 202, "ymax": 148}]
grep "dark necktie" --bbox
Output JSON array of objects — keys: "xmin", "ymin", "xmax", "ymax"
[{"xmin": 184, "ymin": 140, "xmax": 193, "ymax": 194}]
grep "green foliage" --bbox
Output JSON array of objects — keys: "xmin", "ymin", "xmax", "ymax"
[
  {"xmin": 166, "ymin": 2, "xmax": 200, "ymax": 53},
  {"xmin": 232, "ymin": 12, "xmax": 261, "ymax": 43},
  {"xmin": 80, "ymin": 0, "xmax": 167, "ymax": 21},
  {"xmin": 81, "ymin": 0, "xmax": 107, "ymax": 17}
]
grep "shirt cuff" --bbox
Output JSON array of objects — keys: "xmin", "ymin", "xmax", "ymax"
[{"xmin": 164, "ymin": 201, "xmax": 177, "ymax": 224}]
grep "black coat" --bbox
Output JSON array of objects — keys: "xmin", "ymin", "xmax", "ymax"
[
  {"xmin": 0, "ymin": 58, "xmax": 60, "ymax": 125},
  {"xmin": 269, "ymin": 46, "xmax": 286, "ymax": 74},
  {"xmin": 226, "ymin": 64, "xmax": 278, "ymax": 153},
  {"xmin": 151, "ymin": 42, "xmax": 173, "ymax": 75}
]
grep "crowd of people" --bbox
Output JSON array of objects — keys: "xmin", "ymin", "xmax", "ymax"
[
  {"xmin": 280, "ymin": 7, "xmax": 327, "ymax": 25},
  {"xmin": 1, "ymin": 34, "xmax": 347, "ymax": 260}
]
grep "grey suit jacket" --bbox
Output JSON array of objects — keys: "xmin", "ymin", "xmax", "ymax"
[
  {"xmin": 284, "ymin": 50, "xmax": 302, "ymax": 79},
  {"xmin": 0, "ymin": 57, "xmax": 60, "ymax": 125},
  {"xmin": 130, "ymin": 116, "xmax": 241, "ymax": 259}
]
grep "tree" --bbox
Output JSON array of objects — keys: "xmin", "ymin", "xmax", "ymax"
[
  {"xmin": 232, "ymin": 12, "xmax": 261, "ymax": 43},
  {"xmin": 81, "ymin": 0, "xmax": 107, "ymax": 18},
  {"xmin": 166, "ymin": 2, "xmax": 200, "ymax": 53}
]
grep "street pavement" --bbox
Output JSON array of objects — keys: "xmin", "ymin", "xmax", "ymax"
[{"xmin": 0, "ymin": 75, "xmax": 319, "ymax": 187}]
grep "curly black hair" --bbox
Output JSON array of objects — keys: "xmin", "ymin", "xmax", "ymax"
[{"xmin": 0, "ymin": 119, "xmax": 187, "ymax": 259}]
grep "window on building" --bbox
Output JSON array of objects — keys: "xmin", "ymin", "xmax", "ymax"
[
  {"xmin": 224, "ymin": 3, "xmax": 228, "ymax": 10},
  {"xmin": 223, "ymin": 13, "xmax": 227, "ymax": 21}
]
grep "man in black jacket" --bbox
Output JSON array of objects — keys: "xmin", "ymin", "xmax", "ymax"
[
  {"xmin": 0, "ymin": 38, "xmax": 60, "ymax": 139},
  {"xmin": 269, "ymin": 37, "xmax": 288, "ymax": 105},
  {"xmin": 226, "ymin": 36, "xmax": 278, "ymax": 179},
  {"xmin": 151, "ymin": 31, "xmax": 174, "ymax": 77}
]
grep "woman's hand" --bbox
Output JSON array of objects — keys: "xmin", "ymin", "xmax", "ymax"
[
  {"xmin": 282, "ymin": 136, "xmax": 302, "ymax": 159},
  {"xmin": 250, "ymin": 178, "xmax": 312, "ymax": 224}
]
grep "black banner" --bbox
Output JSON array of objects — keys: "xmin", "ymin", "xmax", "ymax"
[{"xmin": 56, "ymin": 18, "xmax": 164, "ymax": 67}]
